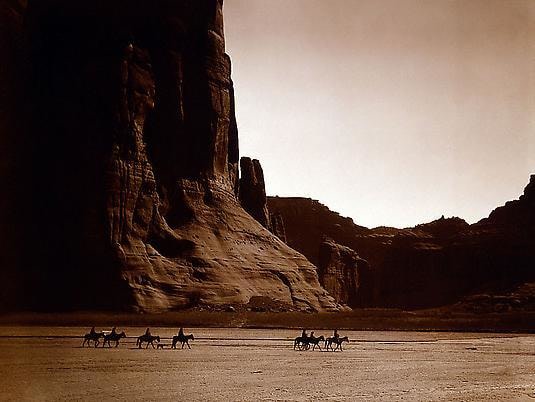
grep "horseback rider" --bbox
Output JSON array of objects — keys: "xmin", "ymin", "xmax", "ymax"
[
  {"xmin": 310, "ymin": 331, "xmax": 315, "ymax": 339},
  {"xmin": 333, "ymin": 329, "xmax": 339, "ymax": 340},
  {"xmin": 111, "ymin": 327, "xmax": 117, "ymax": 335},
  {"xmin": 301, "ymin": 329, "xmax": 307, "ymax": 338},
  {"xmin": 89, "ymin": 326, "xmax": 96, "ymax": 335},
  {"xmin": 145, "ymin": 328, "xmax": 151, "ymax": 337},
  {"xmin": 178, "ymin": 327, "xmax": 184, "ymax": 337}
]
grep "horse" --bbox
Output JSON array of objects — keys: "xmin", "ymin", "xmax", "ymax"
[
  {"xmin": 136, "ymin": 334, "xmax": 160, "ymax": 349},
  {"xmin": 325, "ymin": 336, "xmax": 349, "ymax": 351},
  {"xmin": 82, "ymin": 331, "xmax": 104, "ymax": 347},
  {"xmin": 172, "ymin": 333, "xmax": 194, "ymax": 349},
  {"xmin": 293, "ymin": 336, "xmax": 309, "ymax": 350},
  {"xmin": 307, "ymin": 334, "xmax": 325, "ymax": 351},
  {"xmin": 102, "ymin": 331, "xmax": 126, "ymax": 348}
]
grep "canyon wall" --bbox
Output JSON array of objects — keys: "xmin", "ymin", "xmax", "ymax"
[
  {"xmin": 318, "ymin": 238, "xmax": 374, "ymax": 307},
  {"xmin": 269, "ymin": 176, "xmax": 535, "ymax": 309},
  {"xmin": 0, "ymin": 0, "xmax": 337, "ymax": 312}
]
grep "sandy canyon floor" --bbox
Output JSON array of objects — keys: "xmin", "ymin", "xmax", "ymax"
[{"xmin": 0, "ymin": 327, "xmax": 534, "ymax": 401}]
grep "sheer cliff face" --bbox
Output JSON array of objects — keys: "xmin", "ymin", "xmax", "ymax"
[
  {"xmin": 2, "ymin": 1, "xmax": 337, "ymax": 312},
  {"xmin": 269, "ymin": 176, "xmax": 535, "ymax": 309},
  {"xmin": 318, "ymin": 239, "xmax": 374, "ymax": 308}
]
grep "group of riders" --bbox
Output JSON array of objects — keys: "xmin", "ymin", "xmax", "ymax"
[
  {"xmin": 83, "ymin": 326, "xmax": 348, "ymax": 351},
  {"xmin": 294, "ymin": 328, "xmax": 349, "ymax": 351},
  {"xmin": 82, "ymin": 326, "xmax": 194, "ymax": 349}
]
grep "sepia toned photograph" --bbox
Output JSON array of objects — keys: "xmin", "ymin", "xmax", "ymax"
[{"xmin": 0, "ymin": 0, "xmax": 534, "ymax": 400}]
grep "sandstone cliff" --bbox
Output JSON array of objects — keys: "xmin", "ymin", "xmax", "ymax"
[
  {"xmin": 269, "ymin": 176, "xmax": 535, "ymax": 309},
  {"xmin": 267, "ymin": 197, "xmax": 370, "ymax": 266},
  {"xmin": 0, "ymin": 0, "xmax": 337, "ymax": 312},
  {"xmin": 239, "ymin": 157, "xmax": 270, "ymax": 228},
  {"xmin": 239, "ymin": 157, "xmax": 287, "ymax": 242},
  {"xmin": 318, "ymin": 238, "xmax": 373, "ymax": 307}
]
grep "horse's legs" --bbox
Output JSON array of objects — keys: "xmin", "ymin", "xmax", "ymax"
[{"xmin": 187, "ymin": 341, "xmax": 191, "ymax": 349}]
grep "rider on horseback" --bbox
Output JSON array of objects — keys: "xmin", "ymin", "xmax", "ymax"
[
  {"xmin": 301, "ymin": 329, "xmax": 307, "ymax": 338},
  {"xmin": 111, "ymin": 327, "xmax": 117, "ymax": 335},
  {"xmin": 145, "ymin": 328, "xmax": 151, "ymax": 337},
  {"xmin": 178, "ymin": 327, "xmax": 184, "ymax": 337},
  {"xmin": 333, "ymin": 329, "xmax": 339, "ymax": 340},
  {"xmin": 89, "ymin": 326, "xmax": 96, "ymax": 335}
]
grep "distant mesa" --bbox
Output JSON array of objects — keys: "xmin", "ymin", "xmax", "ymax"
[{"xmin": 268, "ymin": 175, "xmax": 535, "ymax": 309}]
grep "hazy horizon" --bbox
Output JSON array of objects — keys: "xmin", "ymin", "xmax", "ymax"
[{"xmin": 224, "ymin": 0, "xmax": 535, "ymax": 228}]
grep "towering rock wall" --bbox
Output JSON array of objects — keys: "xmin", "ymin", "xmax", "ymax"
[{"xmin": 0, "ymin": 0, "xmax": 338, "ymax": 312}]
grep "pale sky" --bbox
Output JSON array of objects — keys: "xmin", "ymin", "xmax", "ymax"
[{"xmin": 224, "ymin": 0, "xmax": 535, "ymax": 228}]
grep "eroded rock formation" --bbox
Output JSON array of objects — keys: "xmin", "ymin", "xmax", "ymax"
[
  {"xmin": 318, "ymin": 238, "xmax": 373, "ymax": 307},
  {"xmin": 238, "ymin": 157, "xmax": 287, "ymax": 242},
  {"xmin": 269, "ymin": 176, "xmax": 535, "ymax": 309},
  {"xmin": 0, "ymin": 0, "xmax": 338, "ymax": 312},
  {"xmin": 239, "ymin": 157, "xmax": 270, "ymax": 228},
  {"xmin": 267, "ymin": 197, "xmax": 370, "ymax": 266}
]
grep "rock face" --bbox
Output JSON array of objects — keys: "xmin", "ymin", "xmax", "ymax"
[
  {"xmin": 238, "ymin": 157, "xmax": 287, "ymax": 242},
  {"xmin": 0, "ymin": 0, "xmax": 337, "ymax": 312},
  {"xmin": 269, "ymin": 177, "xmax": 535, "ymax": 309},
  {"xmin": 318, "ymin": 238, "xmax": 373, "ymax": 307},
  {"xmin": 239, "ymin": 157, "xmax": 270, "ymax": 228},
  {"xmin": 267, "ymin": 197, "xmax": 370, "ymax": 266}
]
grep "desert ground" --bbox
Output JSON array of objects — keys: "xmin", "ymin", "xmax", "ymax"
[{"xmin": 0, "ymin": 327, "xmax": 534, "ymax": 401}]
